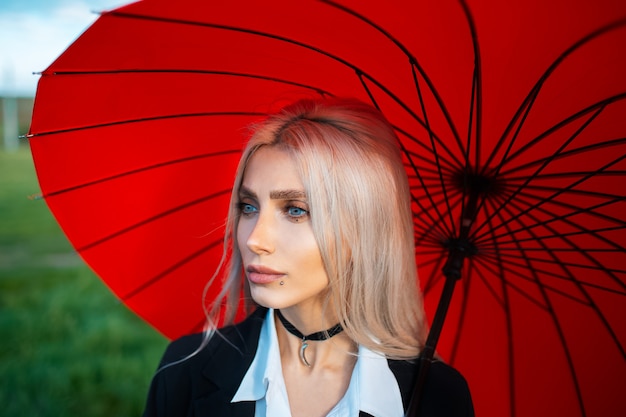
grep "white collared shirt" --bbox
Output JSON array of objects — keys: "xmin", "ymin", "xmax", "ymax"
[{"xmin": 232, "ymin": 309, "xmax": 404, "ymax": 417}]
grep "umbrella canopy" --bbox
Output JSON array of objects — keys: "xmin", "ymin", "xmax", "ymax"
[{"xmin": 28, "ymin": 0, "xmax": 626, "ymax": 416}]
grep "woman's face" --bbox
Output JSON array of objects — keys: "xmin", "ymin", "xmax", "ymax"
[{"xmin": 237, "ymin": 146, "xmax": 330, "ymax": 311}]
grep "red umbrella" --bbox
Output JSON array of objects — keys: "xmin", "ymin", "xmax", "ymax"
[{"xmin": 28, "ymin": 0, "xmax": 626, "ymax": 416}]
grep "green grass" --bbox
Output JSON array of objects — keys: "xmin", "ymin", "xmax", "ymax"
[{"xmin": 0, "ymin": 147, "xmax": 168, "ymax": 417}]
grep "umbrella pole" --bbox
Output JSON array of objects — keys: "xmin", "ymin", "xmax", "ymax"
[
  {"xmin": 405, "ymin": 244, "xmax": 468, "ymax": 416},
  {"xmin": 406, "ymin": 183, "xmax": 481, "ymax": 417}
]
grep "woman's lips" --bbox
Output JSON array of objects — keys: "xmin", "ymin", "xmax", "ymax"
[{"xmin": 246, "ymin": 265, "xmax": 286, "ymax": 284}]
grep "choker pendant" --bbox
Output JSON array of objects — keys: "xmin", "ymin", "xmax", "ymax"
[
  {"xmin": 299, "ymin": 339, "xmax": 311, "ymax": 367},
  {"xmin": 276, "ymin": 309, "xmax": 344, "ymax": 367}
]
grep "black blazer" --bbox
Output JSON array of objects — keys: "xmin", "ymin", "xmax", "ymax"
[{"xmin": 143, "ymin": 308, "xmax": 473, "ymax": 417}]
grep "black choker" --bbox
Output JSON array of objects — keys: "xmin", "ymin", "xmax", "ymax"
[{"xmin": 275, "ymin": 309, "xmax": 344, "ymax": 367}]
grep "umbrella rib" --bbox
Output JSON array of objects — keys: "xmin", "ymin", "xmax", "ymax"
[
  {"xmin": 487, "ymin": 81, "xmax": 542, "ymax": 176},
  {"xmin": 394, "ymin": 132, "xmax": 464, "ymax": 241},
  {"xmin": 401, "ymin": 145, "xmax": 461, "ymax": 178},
  {"xmin": 457, "ymin": 0, "xmax": 484, "ymax": 173},
  {"xmin": 496, "ymin": 251, "xmax": 626, "ymax": 275},
  {"xmin": 458, "ymin": 0, "xmax": 493, "ymax": 272},
  {"xmin": 475, "ymin": 192, "xmax": 545, "ymax": 309},
  {"xmin": 477, "ymin": 201, "xmax": 553, "ymax": 307},
  {"xmin": 358, "ymin": 74, "xmax": 455, "ymax": 235},
  {"xmin": 38, "ymin": 150, "xmax": 240, "ymax": 198},
  {"xmin": 407, "ymin": 65, "xmax": 458, "ymax": 233},
  {"xmin": 479, "ymin": 251, "xmax": 626, "ymax": 297},
  {"xmin": 477, "ymin": 193, "xmax": 626, "ymax": 293},
  {"xmin": 411, "ymin": 192, "xmax": 454, "ymax": 243},
  {"xmin": 469, "ymin": 246, "xmax": 508, "ymax": 308},
  {"xmin": 413, "ymin": 190, "xmax": 464, "ymax": 247},
  {"xmin": 358, "ymin": 70, "xmax": 381, "ymax": 109},
  {"xmin": 411, "ymin": 63, "xmax": 457, "ymax": 232},
  {"xmin": 122, "ymin": 238, "xmax": 223, "ymax": 301},
  {"xmin": 357, "ymin": 72, "xmax": 465, "ymax": 168},
  {"xmin": 502, "ymin": 96, "xmax": 626, "ymax": 169},
  {"xmin": 489, "ymin": 229, "xmax": 517, "ymax": 417},
  {"xmin": 416, "ymin": 247, "xmax": 456, "ymax": 255},
  {"xmin": 362, "ymin": 78, "xmax": 461, "ymax": 238},
  {"xmin": 499, "ymin": 197, "xmax": 626, "ymax": 357},
  {"xmin": 472, "ymin": 123, "xmax": 626, "ymax": 245},
  {"xmin": 476, "ymin": 195, "xmax": 626, "ymax": 295},
  {"xmin": 475, "ymin": 255, "xmax": 594, "ymax": 304},
  {"xmin": 513, "ymin": 184, "xmax": 626, "ymax": 210},
  {"xmin": 485, "ymin": 190, "xmax": 626, "ymax": 254},
  {"xmin": 496, "ymin": 225, "xmax": 624, "ymax": 246},
  {"xmin": 506, "ymin": 169, "xmax": 626, "ymax": 183},
  {"xmin": 467, "ymin": 64, "xmax": 478, "ymax": 171},
  {"xmin": 493, "ymin": 205, "xmax": 588, "ymax": 414},
  {"xmin": 489, "ymin": 196, "xmax": 626, "ymax": 295},
  {"xmin": 406, "ymin": 162, "xmax": 457, "ymax": 179},
  {"xmin": 496, "ymin": 247, "xmax": 624, "ymax": 254},
  {"xmin": 484, "ymin": 16, "xmax": 626, "ymax": 171},
  {"xmin": 320, "ymin": 0, "xmax": 465, "ymax": 147},
  {"xmin": 480, "ymin": 214, "xmax": 626, "ymax": 295},
  {"xmin": 501, "ymin": 136, "xmax": 626, "ymax": 178},
  {"xmin": 468, "ymin": 101, "xmax": 608, "ymax": 256},
  {"xmin": 108, "ymin": 6, "xmax": 469, "ymax": 173},
  {"xmin": 500, "ymin": 187, "xmax": 626, "ymax": 230},
  {"xmin": 471, "ymin": 104, "xmax": 604, "ymax": 239},
  {"xmin": 471, "ymin": 195, "xmax": 518, "ymax": 414},
  {"xmin": 419, "ymin": 250, "xmax": 448, "ymax": 296},
  {"xmin": 47, "ymin": 68, "xmax": 333, "ymax": 96},
  {"xmin": 355, "ymin": 65, "xmax": 464, "ymax": 172},
  {"xmin": 75, "ymin": 189, "xmax": 231, "ymax": 253},
  {"xmin": 27, "ymin": 111, "xmax": 266, "ymax": 138}
]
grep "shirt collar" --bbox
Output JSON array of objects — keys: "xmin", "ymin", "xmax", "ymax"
[
  {"xmin": 232, "ymin": 308, "xmax": 404, "ymax": 417},
  {"xmin": 231, "ymin": 308, "xmax": 290, "ymax": 416},
  {"xmin": 356, "ymin": 344, "xmax": 404, "ymax": 417}
]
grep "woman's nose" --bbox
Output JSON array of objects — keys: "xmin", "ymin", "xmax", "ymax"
[{"xmin": 245, "ymin": 212, "xmax": 275, "ymax": 255}]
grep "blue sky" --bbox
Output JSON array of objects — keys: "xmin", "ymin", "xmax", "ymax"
[{"xmin": 0, "ymin": 0, "xmax": 132, "ymax": 96}]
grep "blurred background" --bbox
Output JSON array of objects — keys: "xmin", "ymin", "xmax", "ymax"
[{"xmin": 1, "ymin": 1, "xmax": 168, "ymax": 416}]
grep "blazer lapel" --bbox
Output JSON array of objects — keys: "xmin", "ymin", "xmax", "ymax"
[
  {"xmin": 188, "ymin": 309, "xmax": 421, "ymax": 417},
  {"xmin": 192, "ymin": 308, "xmax": 267, "ymax": 417},
  {"xmin": 388, "ymin": 358, "xmax": 419, "ymax": 412}
]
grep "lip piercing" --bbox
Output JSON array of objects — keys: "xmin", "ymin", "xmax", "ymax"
[{"xmin": 279, "ymin": 281, "xmax": 285, "ymax": 286}]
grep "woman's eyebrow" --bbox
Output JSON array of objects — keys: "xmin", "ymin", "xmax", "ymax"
[
  {"xmin": 270, "ymin": 189, "xmax": 306, "ymax": 200},
  {"xmin": 238, "ymin": 186, "xmax": 256, "ymax": 199},
  {"xmin": 239, "ymin": 186, "xmax": 306, "ymax": 200}
]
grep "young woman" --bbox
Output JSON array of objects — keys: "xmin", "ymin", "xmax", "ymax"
[{"xmin": 143, "ymin": 98, "xmax": 473, "ymax": 417}]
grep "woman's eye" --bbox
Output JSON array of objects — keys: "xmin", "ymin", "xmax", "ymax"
[
  {"xmin": 286, "ymin": 206, "xmax": 309, "ymax": 218},
  {"xmin": 239, "ymin": 203, "xmax": 257, "ymax": 215}
]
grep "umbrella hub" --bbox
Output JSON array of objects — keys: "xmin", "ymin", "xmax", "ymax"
[
  {"xmin": 452, "ymin": 168, "xmax": 503, "ymax": 194},
  {"xmin": 442, "ymin": 237, "xmax": 478, "ymax": 255},
  {"xmin": 442, "ymin": 237, "xmax": 478, "ymax": 280},
  {"xmin": 452, "ymin": 167, "xmax": 504, "ymax": 238},
  {"xmin": 444, "ymin": 168, "xmax": 498, "ymax": 280}
]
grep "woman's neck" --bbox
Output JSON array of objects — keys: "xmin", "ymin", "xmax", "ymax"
[
  {"xmin": 277, "ymin": 300, "xmax": 339, "ymax": 336},
  {"xmin": 274, "ymin": 306, "xmax": 357, "ymax": 417},
  {"xmin": 274, "ymin": 306, "xmax": 355, "ymax": 370}
]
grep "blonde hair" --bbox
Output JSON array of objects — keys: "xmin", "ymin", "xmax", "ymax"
[{"xmin": 206, "ymin": 97, "xmax": 427, "ymax": 359}]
